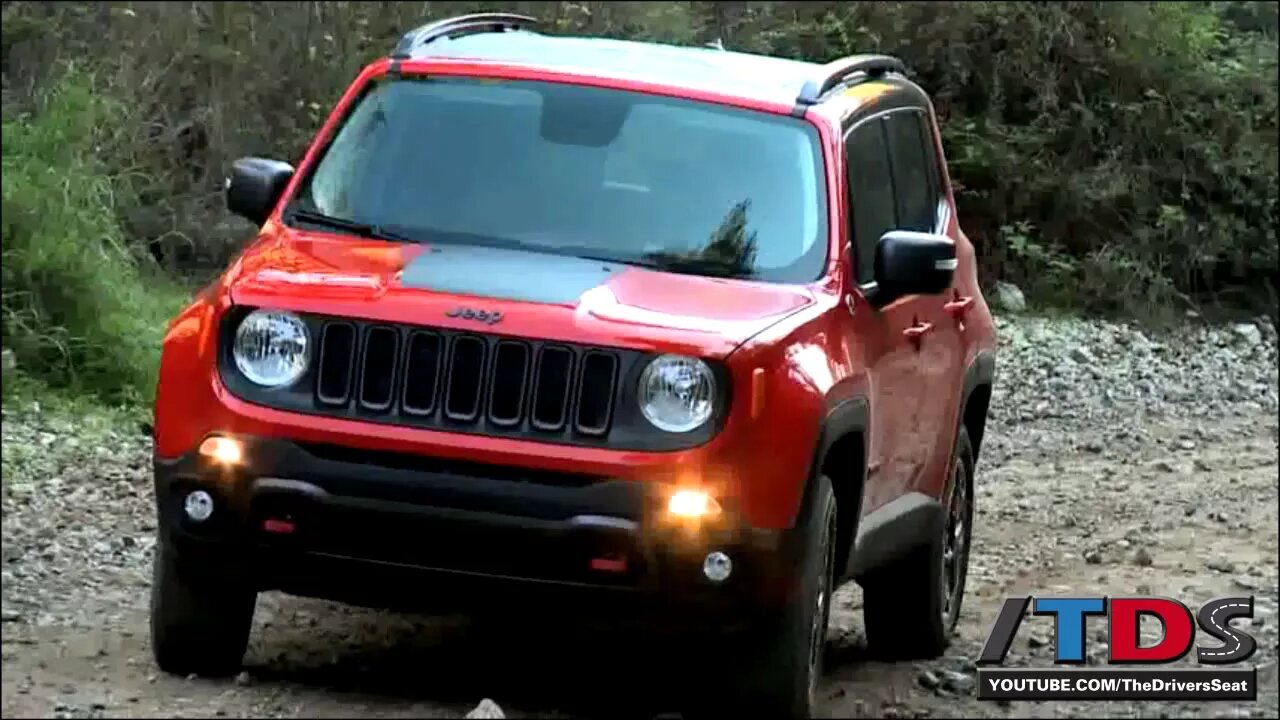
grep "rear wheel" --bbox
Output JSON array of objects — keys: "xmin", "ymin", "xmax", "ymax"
[
  {"xmin": 734, "ymin": 474, "xmax": 838, "ymax": 718},
  {"xmin": 862, "ymin": 428, "xmax": 974, "ymax": 659},
  {"xmin": 150, "ymin": 539, "xmax": 257, "ymax": 677}
]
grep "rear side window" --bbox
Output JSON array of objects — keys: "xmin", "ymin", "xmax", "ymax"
[
  {"xmin": 885, "ymin": 110, "xmax": 936, "ymax": 233},
  {"xmin": 845, "ymin": 121, "xmax": 895, "ymax": 285}
]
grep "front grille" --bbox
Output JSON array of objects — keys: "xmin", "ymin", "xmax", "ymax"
[{"xmin": 312, "ymin": 318, "xmax": 623, "ymax": 441}]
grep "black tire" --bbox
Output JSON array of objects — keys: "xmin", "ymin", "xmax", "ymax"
[
  {"xmin": 861, "ymin": 427, "xmax": 975, "ymax": 660},
  {"xmin": 735, "ymin": 474, "xmax": 838, "ymax": 718},
  {"xmin": 150, "ymin": 539, "xmax": 257, "ymax": 677}
]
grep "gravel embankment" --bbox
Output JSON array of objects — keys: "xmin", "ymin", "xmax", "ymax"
[{"xmin": 2, "ymin": 312, "xmax": 1277, "ymax": 719}]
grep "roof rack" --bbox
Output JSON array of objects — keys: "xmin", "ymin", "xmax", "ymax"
[
  {"xmin": 794, "ymin": 54, "xmax": 907, "ymax": 105},
  {"xmin": 390, "ymin": 13, "xmax": 539, "ymax": 60}
]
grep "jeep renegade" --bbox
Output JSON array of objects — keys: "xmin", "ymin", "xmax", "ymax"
[{"xmin": 150, "ymin": 13, "xmax": 997, "ymax": 717}]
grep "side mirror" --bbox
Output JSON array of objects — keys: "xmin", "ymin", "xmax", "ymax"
[
  {"xmin": 871, "ymin": 230, "xmax": 956, "ymax": 305},
  {"xmin": 225, "ymin": 157, "xmax": 295, "ymax": 226}
]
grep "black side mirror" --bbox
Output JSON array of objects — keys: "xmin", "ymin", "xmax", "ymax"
[
  {"xmin": 871, "ymin": 230, "xmax": 956, "ymax": 305},
  {"xmin": 225, "ymin": 157, "xmax": 295, "ymax": 226}
]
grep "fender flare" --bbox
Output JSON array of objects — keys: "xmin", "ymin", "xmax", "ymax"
[
  {"xmin": 816, "ymin": 396, "xmax": 869, "ymax": 467},
  {"xmin": 961, "ymin": 349, "xmax": 997, "ymax": 410},
  {"xmin": 957, "ymin": 349, "xmax": 997, "ymax": 459},
  {"xmin": 788, "ymin": 395, "xmax": 869, "ymax": 557}
]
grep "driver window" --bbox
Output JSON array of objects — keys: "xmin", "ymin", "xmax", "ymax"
[{"xmin": 845, "ymin": 119, "xmax": 896, "ymax": 285}]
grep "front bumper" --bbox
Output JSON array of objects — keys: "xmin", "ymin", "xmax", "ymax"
[{"xmin": 155, "ymin": 434, "xmax": 799, "ymax": 621}]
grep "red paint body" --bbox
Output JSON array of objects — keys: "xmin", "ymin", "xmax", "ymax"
[{"xmin": 153, "ymin": 55, "xmax": 997, "ymax": 532}]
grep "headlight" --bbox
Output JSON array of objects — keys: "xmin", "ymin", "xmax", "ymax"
[
  {"xmin": 638, "ymin": 355, "xmax": 716, "ymax": 433},
  {"xmin": 232, "ymin": 310, "xmax": 310, "ymax": 387}
]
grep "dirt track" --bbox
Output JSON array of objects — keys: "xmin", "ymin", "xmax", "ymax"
[{"xmin": 3, "ymin": 314, "xmax": 1278, "ymax": 718}]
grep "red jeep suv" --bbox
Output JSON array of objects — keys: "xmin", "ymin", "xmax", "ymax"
[{"xmin": 149, "ymin": 13, "xmax": 997, "ymax": 717}]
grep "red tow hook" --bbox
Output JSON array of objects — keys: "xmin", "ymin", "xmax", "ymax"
[
  {"xmin": 262, "ymin": 517, "xmax": 296, "ymax": 535},
  {"xmin": 589, "ymin": 555, "xmax": 628, "ymax": 573}
]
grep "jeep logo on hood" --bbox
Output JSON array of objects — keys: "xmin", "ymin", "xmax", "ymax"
[{"xmin": 446, "ymin": 306, "xmax": 503, "ymax": 325}]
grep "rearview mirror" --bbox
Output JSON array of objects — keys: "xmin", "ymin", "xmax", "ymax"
[
  {"xmin": 538, "ymin": 83, "xmax": 630, "ymax": 147},
  {"xmin": 870, "ymin": 230, "xmax": 956, "ymax": 305},
  {"xmin": 225, "ymin": 157, "xmax": 295, "ymax": 226}
]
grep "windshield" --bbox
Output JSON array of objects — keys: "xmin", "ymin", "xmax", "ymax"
[{"xmin": 288, "ymin": 76, "xmax": 829, "ymax": 283}]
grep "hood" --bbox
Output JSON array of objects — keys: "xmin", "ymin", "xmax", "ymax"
[{"xmin": 227, "ymin": 225, "xmax": 818, "ymax": 358}]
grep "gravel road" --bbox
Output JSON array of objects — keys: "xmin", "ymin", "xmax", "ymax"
[{"xmin": 3, "ymin": 313, "xmax": 1278, "ymax": 719}]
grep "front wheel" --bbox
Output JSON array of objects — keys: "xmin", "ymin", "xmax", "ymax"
[
  {"xmin": 734, "ymin": 474, "xmax": 838, "ymax": 718},
  {"xmin": 150, "ymin": 539, "xmax": 257, "ymax": 677}
]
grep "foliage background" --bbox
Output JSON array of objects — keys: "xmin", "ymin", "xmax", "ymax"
[{"xmin": 2, "ymin": 1, "xmax": 1276, "ymax": 402}]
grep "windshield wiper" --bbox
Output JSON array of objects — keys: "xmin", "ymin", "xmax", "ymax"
[
  {"xmin": 556, "ymin": 250, "xmax": 667, "ymax": 270},
  {"xmin": 286, "ymin": 209, "xmax": 417, "ymax": 244},
  {"xmin": 635, "ymin": 251, "xmax": 758, "ymax": 280},
  {"xmin": 538, "ymin": 246, "xmax": 756, "ymax": 279}
]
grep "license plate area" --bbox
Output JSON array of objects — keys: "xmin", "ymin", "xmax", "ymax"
[{"xmin": 247, "ymin": 485, "xmax": 649, "ymax": 586}]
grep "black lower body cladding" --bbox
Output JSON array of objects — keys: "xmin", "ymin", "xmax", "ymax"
[{"xmin": 153, "ymin": 435, "xmax": 797, "ymax": 620}]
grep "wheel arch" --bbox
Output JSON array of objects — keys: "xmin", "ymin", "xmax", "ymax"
[
  {"xmin": 796, "ymin": 396, "xmax": 869, "ymax": 581},
  {"xmin": 959, "ymin": 350, "xmax": 996, "ymax": 463}
]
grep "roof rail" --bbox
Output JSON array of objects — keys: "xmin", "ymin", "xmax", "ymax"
[
  {"xmin": 390, "ymin": 13, "xmax": 539, "ymax": 60},
  {"xmin": 794, "ymin": 54, "xmax": 907, "ymax": 105}
]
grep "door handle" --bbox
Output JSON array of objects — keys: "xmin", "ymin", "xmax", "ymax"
[
  {"xmin": 903, "ymin": 321, "xmax": 934, "ymax": 341},
  {"xmin": 944, "ymin": 295, "xmax": 974, "ymax": 318}
]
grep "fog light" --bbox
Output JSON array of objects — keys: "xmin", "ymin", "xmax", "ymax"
[
  {"xmin": 668, "ymin": 489, "xmax": 721, "ymax": 518},
  {"xmin": 184, "ymin": 490, "xmax": 214, "ymax": 522},
  {"xmin": 703, "ymin": 551, "xmax": 732, "ymax": 583},
  {"xmin": 199, "ymin": 436, "xmax": 243, "ymax": 465}
]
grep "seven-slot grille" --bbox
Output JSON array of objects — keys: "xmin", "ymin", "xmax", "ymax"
[{"xmin": 313, "ymin": 319, "xmax": 621, "ymax": 438}]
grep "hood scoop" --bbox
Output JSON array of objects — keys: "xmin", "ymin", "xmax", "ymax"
[{"xmin": 398, "ymin": 245, "xmax": 625, "ymax": 305}]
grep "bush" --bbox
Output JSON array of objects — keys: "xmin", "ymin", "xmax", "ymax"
[
  {"xmin": 723, "ymin": 1, "xmax": 1278, "ymax": 316},
  {"xmin": 1, "ymin": 1, "xmax": 1276, "ymax": 327},
  {"xmin": 1, "ymin": 65, "xmax": 188, "ymax": 404}
]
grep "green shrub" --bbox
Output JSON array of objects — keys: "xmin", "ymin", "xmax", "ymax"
[
  {"xmin": 1, "ymin": 65, "xmax": 188, "ymax": 405},
  {"xmin": 697, "ymin": 1, "xmax": 1278, "ymax": 316}
]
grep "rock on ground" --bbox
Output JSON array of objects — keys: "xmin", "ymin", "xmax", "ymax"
[
  {"xmin": 994, "ymin": 282, "xmax": 1027, "ymax": 312},
  {"xmin": 465, "ymin": 698, "xmax": 505, "ymax": 719}
]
